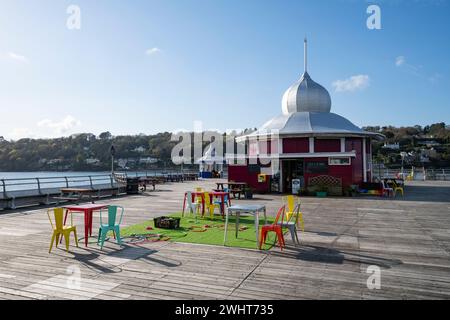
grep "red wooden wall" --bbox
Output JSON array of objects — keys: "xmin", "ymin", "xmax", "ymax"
[
  {"xmin": 314, "ymin": 139, "xmax": 340, "ymax": 152},
  {"xmin": 283, "ymin": 138, "xmax": 309, "ymax": 153},
  {"xmin": 228, "ymin": 164, "xmax": 271, "ymax": 193},
  {"xmin": 345, "ymin": 138, "xmax": 363, "ymax": 185}
]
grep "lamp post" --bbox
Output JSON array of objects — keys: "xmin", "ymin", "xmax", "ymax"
[
  {"xmin": 400, "ymin": 152, "xmax": 407, "ymax": 179},
  {"xmin": 110, "ymin": 145, "xmax": 116, "ymax": 174}
]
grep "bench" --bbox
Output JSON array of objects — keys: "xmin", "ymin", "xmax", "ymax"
[
  {"xmin": 139, "ymin": 179, "xmax": 156, "ymax": 191},
  {"xmin": 54, "ymin": 188, "xmax": 98, "ymax": 205}
]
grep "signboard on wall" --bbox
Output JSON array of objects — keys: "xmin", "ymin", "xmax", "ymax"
[
  {"xmin": 329, "ymin": 157, "xmax": 351, "ymax": 166},
  {"xmin": 305, "ymin": 161, "xmax": 328, "ymax": 174}
]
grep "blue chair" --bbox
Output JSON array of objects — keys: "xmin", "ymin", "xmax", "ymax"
[
  {"xmin": 213, "ymin": 188, "xmax": 229, "ymax": 214},
  {"xmin": 97, "ymin": 205, "xmax": 124, "ymax": 249}
]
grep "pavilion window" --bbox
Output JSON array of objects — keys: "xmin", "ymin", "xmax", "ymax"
[{"xmin": 329, "ymin": 157, "xmax": 351, "ymax": 166}]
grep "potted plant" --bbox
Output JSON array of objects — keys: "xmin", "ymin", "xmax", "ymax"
[
  {"xmin": 316, "ymin": 184, "xmax": 328, "ymax": 197},
  {"xmin": 349, "ymin": 185, "xmax": 359, "ymax": 197}
]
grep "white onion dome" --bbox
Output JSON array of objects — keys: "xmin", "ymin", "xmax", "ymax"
[{"xmin": 282, "ymin": 71, "xmax": 332, "ymax": 115}]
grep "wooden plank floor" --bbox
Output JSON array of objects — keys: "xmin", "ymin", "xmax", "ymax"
[{"xmin": 0, "ymin": 179, "xmax": 450, "ymax": 300}]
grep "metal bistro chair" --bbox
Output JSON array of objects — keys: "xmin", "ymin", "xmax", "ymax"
[
  {"xmin": 194, "ymin": 187, "xmax": 204, "ymax": 205},
  {"xmin": 259, "ymin": 206, "xmax": 286, "ymax": 251},
  {"xmin": 184, "ymin": 191, "xmax": 201, "ymax": 222},
  {"xmin": 48, "ymin": 208, "xmax": 79, "ymax": 253},
  {"xmin": 204, "ymin": 192, "xmax": 220, "ymax": 219},
  {"xmin": 282, "ymin": 195, "xmax": 305, "ymax": 232},
  {"xmin": 97, "ymin": 205, "xmax": 124, "ymax": 249},
  {"xmin": 381, "ymin": 180, "xmax": 394, "ymax": 198},
  {"xmin": 278, "ymin": 203, "xmax": 301, "ymax": 246},
  {"xmin": 213, "ymin": 188, "xmax": 229, "ymax": 215},
  {"xmin": 392, "ymin": 180, "xmax": 404, "ymax": 197}
]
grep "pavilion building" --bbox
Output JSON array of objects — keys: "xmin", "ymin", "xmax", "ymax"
[{"xmin": 229, "ymin": 39, "xmax": 384, "ymax": 195}]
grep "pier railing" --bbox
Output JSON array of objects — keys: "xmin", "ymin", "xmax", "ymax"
[
  {"xmin": 0, "ymin": 174, "xmax": 116, "ymax": 199},
  {"xmin": 0, "ymin": 170, "xmax": 199, "ymax": 197},
  {"xmin": 0, "ymin": 170, "xmax": 200, "ymax": 211},
  {"xmin": 372, "ymin": 167, "xmax": 450, "ymax": 181}
]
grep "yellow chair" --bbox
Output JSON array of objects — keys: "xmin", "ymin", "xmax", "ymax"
[
  {"xmin": 392, "ymin": 181, "xmax": 404, "ymax": 197},
  {"xmin": 195, "ymin": 187, "xmax": 204, "ymax": 204},
  {"xmin": 204, "ymin": 192, "xmax": 220, "ymax": 219},
  {"xmin": 47, "ymin": 208, "xmax": 79, "ymax": 253},
  {"xmin": 282, "ymin": 195, "xmax": 305, "ymax": 232}
]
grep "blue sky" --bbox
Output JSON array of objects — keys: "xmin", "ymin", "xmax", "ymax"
[{"xmin": 0, "ymin": 0, "xmax": 449, "ymax": 140}]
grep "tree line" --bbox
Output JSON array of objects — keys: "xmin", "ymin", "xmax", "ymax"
[{"xmin": 363, "ymin": 122, "xmax": 450, "ymax": 168}]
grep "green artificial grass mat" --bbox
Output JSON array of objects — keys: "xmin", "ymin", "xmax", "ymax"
[{"xmin": 121, "ymin": 213, "xmax": 278, "ymax": 250}]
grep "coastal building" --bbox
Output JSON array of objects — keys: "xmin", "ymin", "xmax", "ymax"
[
  {"xmin": 229, "ymin": 39, "xmax": 384, "ymax": 194},
  {"xmin": 133, "ymin": 146, "xmax": 147, "ymax": 153},
  {"xmin": 139, "ymin": 157, "xmax": 158, "ymax": 164},
  {"xmin": 382, "ymin": 143, "xmax": 400, "ymax": 150},
  {"xmin": 85, "ymin": 158, "xmax": 100, "ymax": 165}
]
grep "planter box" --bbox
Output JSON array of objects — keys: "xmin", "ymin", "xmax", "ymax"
[
  {"xmin": 154, "ymin": 216, "xmax": 181, "ymax": 229},
  {"xmin": 316, "ymin": 191, "xmax": 328, "ymax": 198}
]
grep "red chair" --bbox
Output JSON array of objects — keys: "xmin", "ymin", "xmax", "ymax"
[{"xmin": 259, "ymin": 205, "xmax": 286, "ymax": 251}]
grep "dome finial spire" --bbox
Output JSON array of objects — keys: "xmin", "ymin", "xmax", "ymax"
[
  {"xmin": 281, "ymin": 37, "xmax": 331, "ymax": 115},
  {"xmin": 304, "ymin": 37, "xmax": 308, "ymax": 73}
]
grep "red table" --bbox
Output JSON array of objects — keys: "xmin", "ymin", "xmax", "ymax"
[
  {"xmin": 209, "ymin": 191, "xmax": 231, "ymax": 216},
  {"xmin": 182, "ymin": 192, "xmax": 205, "ymax": 216},
  {"xmin": 63, "ymin": 204, "xmax": 109, "ymax": 247}
]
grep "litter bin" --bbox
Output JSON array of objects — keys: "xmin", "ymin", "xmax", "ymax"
[{"xmin": 126, "ymin": 178, "xmax": 139, "ymax": 194}]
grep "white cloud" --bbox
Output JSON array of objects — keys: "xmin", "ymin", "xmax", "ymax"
[
  {"xmin": 37, "ymin": 115, "xmax": 81, "ymax": 135},
  {"xmin": 8, "ymin": 52, "xmax": 29, "ymax": 64},
  {"xmin": 9, "ymin": 128, "xmax": 35, "ymax": 140},
  {"xmin": 395, "ymin": 55, "xmax": 421, "ymax": 76},
  {"xmin": 145, "ymin": 47, "xmax": 162, "ymax": 55},
  {"xmin": 395, "ymin": 56, "xmax": 405, "ymax": 67},
  {"xmin": 332, "ymin": 75, "xmax": 370, "ymax": 93}
]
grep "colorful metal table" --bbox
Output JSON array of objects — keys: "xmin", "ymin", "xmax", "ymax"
[{"xmin": 63, "ymin": 204, "xmax": 109, "ymax": 247}]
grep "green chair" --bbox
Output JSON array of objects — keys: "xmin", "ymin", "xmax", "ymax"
[{"xmin": 97, "ymin": 205, "xmax": 124, "ymax": 249}]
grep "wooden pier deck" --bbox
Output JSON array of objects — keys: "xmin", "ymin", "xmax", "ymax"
[{"xmin": 0, "ymin": 179, "xmax": 449, "ymax": 300}]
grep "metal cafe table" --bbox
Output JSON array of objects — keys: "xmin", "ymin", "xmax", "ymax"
[
  {"xmin": 182, "ymin": 191, "xmax": 206, "ymax": 216},
  {"xmin": 62, "ymin": 204, "xmax": 109, "ymax": 247},
  {"xmin": 223, "ymin": 204, "xmax": 267, "ymax": 249}
]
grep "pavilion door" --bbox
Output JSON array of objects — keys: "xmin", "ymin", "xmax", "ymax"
[{"xmin": 282, "ymin": 159, "xmax": 304, "ymax": 193}]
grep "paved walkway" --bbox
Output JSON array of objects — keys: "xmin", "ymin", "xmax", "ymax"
[{"xmin": 0, "ymin": 179, "xmax": 449, "ymax": 299}]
